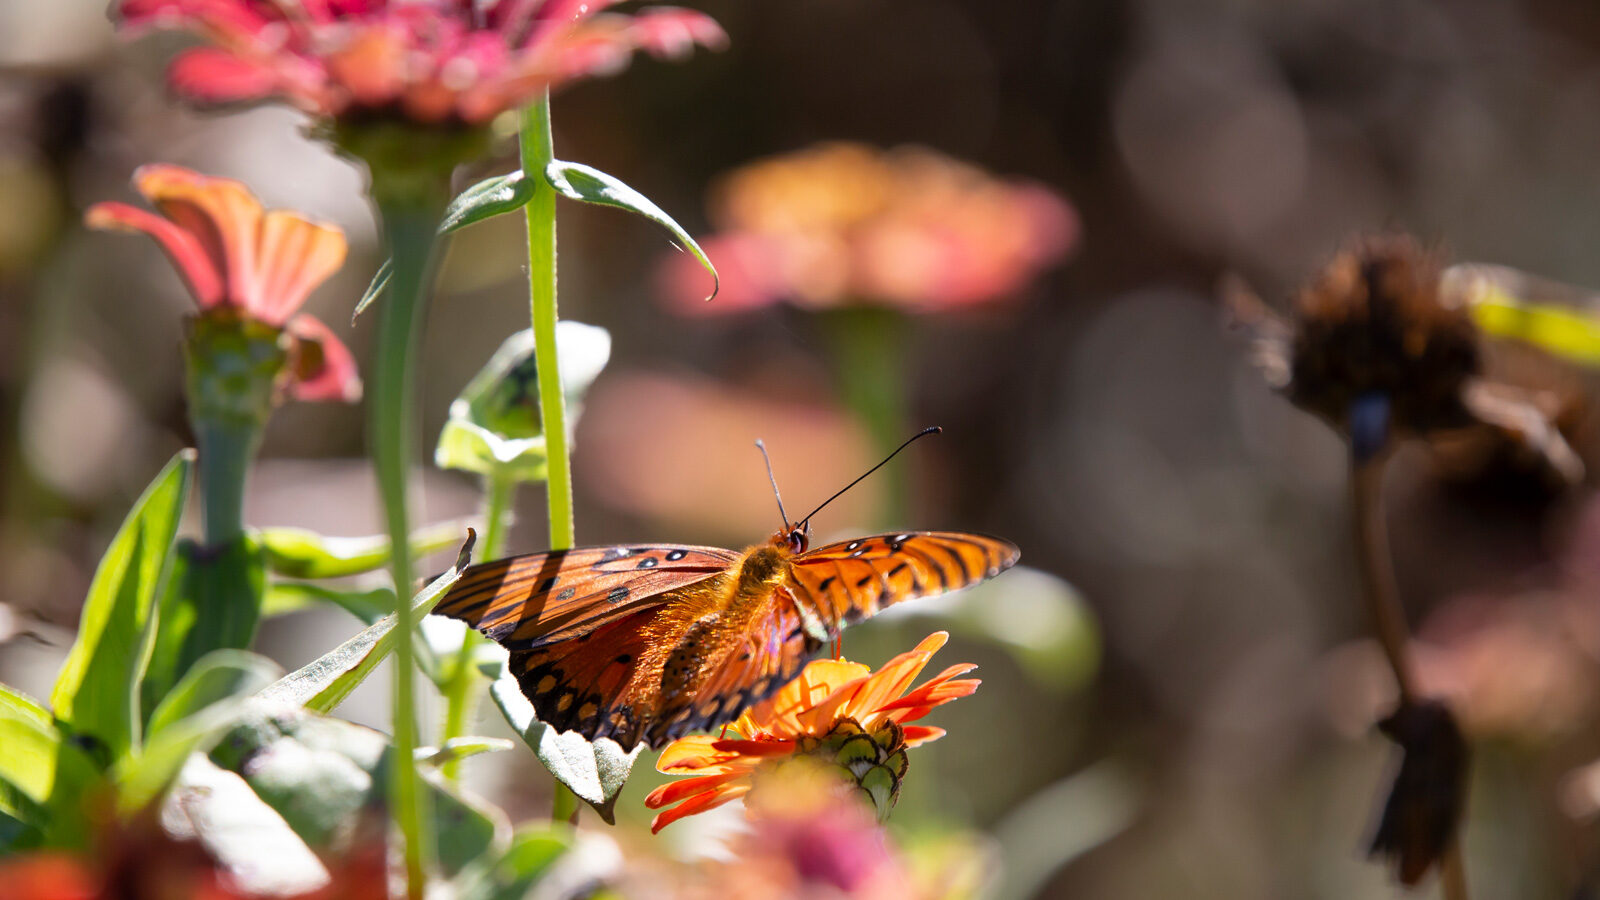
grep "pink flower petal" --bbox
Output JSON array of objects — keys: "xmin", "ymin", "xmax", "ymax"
[
  {"xmin": 253, "ymin": 209, "xmax": 347, "ymax": 324},
  {"xmin": 286, "ymin": 314, "xmax": 362, "ymax": 403},
  {"xmin": 167, "ymin": 46, "xmax": 280, "ymax": 104},
  {"xmin": 84, "ymin": 200, "xmax": 225, "ymax": 307},
  {"xmin": 134, "ymin": 164, "xmax": 265, "ymax": 315}
]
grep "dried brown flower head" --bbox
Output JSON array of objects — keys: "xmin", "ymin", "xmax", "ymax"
[
  {"xmin": 1369, "ymin": 699, "xmax": 1469, "ymax": 886},
  {"xmin": 1288, "ymin": 236, "xmax": 1480, "ymax": 446}
]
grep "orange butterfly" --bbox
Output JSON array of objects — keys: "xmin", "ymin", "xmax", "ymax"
[{"xmin": 432, "ymin": 428, "xmax": 1019, "ymax": 751}]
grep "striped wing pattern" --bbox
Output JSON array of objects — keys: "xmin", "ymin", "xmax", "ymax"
[
  {"xmin": 787, "ymin": 531, "xmax": 1020, "ymax": 630},
  {"xmin": 432, "ymin": 544, "xmax": 738, "ymax": 651}
]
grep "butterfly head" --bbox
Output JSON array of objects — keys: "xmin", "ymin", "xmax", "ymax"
[{"xmin": 775, "ymin": 522, "xmax": 810, "ymax": 555}]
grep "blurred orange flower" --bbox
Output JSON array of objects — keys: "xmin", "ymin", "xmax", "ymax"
[
  {"xmin": 644, "ymin": 631, "xmax": 978, "ymax": 833},
  {"xmin": 660, "ymin": 142, "xmax": 1077, "ymax": 314},
  {"xmin": 86, "ymin": 164, "xmax": 360, "ymax": 404},
  {"xmin": 114, "ymin": 0, "xmax": 727, "ymax": 125}
]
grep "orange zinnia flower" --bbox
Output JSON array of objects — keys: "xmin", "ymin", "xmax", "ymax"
[
  {"xmin": 86, "ymin": 164, "xmax": 360, "ymax": 405},
  {"xmin": 644, "ymin": 632, "xmax": 979, "ymax": 833},
  {"xmin": 659, "ymin": 143, "xmax": 1077, "ymax": 315}
]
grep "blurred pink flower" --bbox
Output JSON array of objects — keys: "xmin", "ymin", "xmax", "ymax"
[
  {"xmin": 114, "ymin": 0, "xmax": 727, "ymax": 124},
  {"xmin": 86, "ymin": 164, "xmax": 360, "ymax": 403},
  {"xmin": 660, "ymin": 142, "xmax": 1078, "ymax": 315}
]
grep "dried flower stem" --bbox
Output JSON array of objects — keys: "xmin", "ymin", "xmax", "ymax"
[
  {"xmin": 1350, "ymin": 459, "xmax": 1416, "ymax": 702},
  {"xmin": 1350, "ymin": 455, "xmax": 1467, "ymax": 900}
]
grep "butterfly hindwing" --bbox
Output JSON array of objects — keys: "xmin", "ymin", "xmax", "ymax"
[
  {"xmin": 787, "ymin": 531, "xmax": 1020, "ymax": 627},
  {"xmin": 641, "ymin": 586, "xmax": 821, "ymax": 748},
  {"xmin": 433, "ymin": 544, "xmax": 739, "ymax": 651},
  {"xmin": 503, "ymin": 582, "xmax": 821, "ymax": 750}
]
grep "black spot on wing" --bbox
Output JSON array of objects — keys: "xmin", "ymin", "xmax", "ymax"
[
  {"xmin": 637, "ymin": 557, "xmax": 659, "ymax": 569},
  {"xmin": 666, "ymin": 549, "xmax": 688, "ymax": 561},
  {"xmin": 555, "ymin": 587, "xmax": 577, "ymax": 602},
  {"xmin": 606, "ymin": 586, "xmax": 629, "ymax": 604}
]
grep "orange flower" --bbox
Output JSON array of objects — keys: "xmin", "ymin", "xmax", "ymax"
[
  {"xmin": 86, "ymin": 164, "xmax": 359, "ymax": 405},
  {"xmin": 659, "ymin": 143, "xmax": 1077, "ymax": 314},
  {"xmin": 644, "ymin": 632, "xmax": 979, "ymax": 833}
]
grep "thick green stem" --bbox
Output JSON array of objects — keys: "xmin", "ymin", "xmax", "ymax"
[
  {"xmin": 439, "ymin": 473, "xmax": 514, "ymax": 782},
  {"xmin": 519, "ymin": 93, "xmax": 579, "ymax": 820},
  {"xmin": 194, "ymin": 419, "xmax": 261, "ymax": 549},
  {"xmin": 370, "ymin": 200, "xmax": 446, "ymax": 896},
  {"xmin": 520, "ymin": 94, "xmax": 573, "ymax": 552},
  {"xmin": 825, "ymin": 306, "xmax": 911, "ymax": 526}
]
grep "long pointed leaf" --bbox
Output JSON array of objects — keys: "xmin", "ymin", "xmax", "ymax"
[
  {"xmin": 256, "ymin": 532, "xmax": 475, "ymax": 713},
  {"xmin": 52, "ymin": 451, "xmax": 194, "ymax": 759},
  {"xmin": 259, "ymin": 519, "xmax": 468, "ymax": 580},
  {"xmin": 544, "ymin": 159, "xmax": 719, "ymax": 302},
  {"xmin": 0, "ymin": 684, "xmax": 97, "ymax": 849}
]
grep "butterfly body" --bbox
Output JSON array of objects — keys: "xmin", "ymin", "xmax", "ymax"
[{"xmin": 435, "ymin": 529, "xmax": 1018, "ymax": 750}]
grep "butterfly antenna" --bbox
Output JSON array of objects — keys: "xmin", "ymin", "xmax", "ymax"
[
  {"xmin": 797, "ymin": 426, "xmax": 942, "ymax": 528},
  {"xmin": 755, "ymin": 439, "xmax": 790, "ymax": 528}
]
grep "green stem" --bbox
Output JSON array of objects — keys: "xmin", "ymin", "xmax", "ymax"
[
  {"xmin": 824, "ymin": 306, "xmax": 911, "ymax": 526},
  {"xmin": 370, "ymin": 199, "xmax": 446, "ymax": 897},
  {"xmin": 194, "ymin": 419, "xmax": 260, "ymax": 548},
  {"xmin": 519, "ymin": 93, "xmax": 579, "ymax": 820},
  {"xmin": 439, "ymin": 472, "xmax": 514, "ymax": 782},
  {"xmin": 520, "ymin": 94, "xmax": 573, "ymax": 552}
]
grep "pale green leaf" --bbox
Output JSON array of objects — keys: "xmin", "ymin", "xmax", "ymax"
[
  {"xmin": 490, "ymin": 673, "xmax": 642, "ymax": 824},
  {"xmin": 544, "ymin": 160, "xmax": 718, "ymax": 302},
  {"xmin": 52, "ymin": 451, "xmax": 194, "ymax": 759}
]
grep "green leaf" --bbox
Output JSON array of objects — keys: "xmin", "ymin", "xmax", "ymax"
[
  {"xmin": 0, "ymin": 684, "xmax": 98, "ymax": 849},
  {"xmin": 435, "ymin": 323, "xmax": 611, "ymax": 480},
  {"xmin": 163, "ymin": 755, "xmax": 331, "ymax": 896},
  {"xmin": 490, "ymin": 672, "xmax": 642, "ymax": 824},
  {"xmin": 454, "ymin": 826, "xmax": 573, "ymax": 900},
  {"xmin": 354, "ymin": 172, "xmax": 536, "ymax": 318},
  {"xmin": 544, "ymin": 159, "xmax": 719, "ymax": 302},
  {"xmin": 208, "ymin": 706, "xmax": 506, "ymax": 878},
  {"xmin": 351, "ymin": 258, "xmax": 391, "ymax": 324},
  {"xmin": 259, "ymin": 519, "xmax": 468, "ymax": 580},
  {"xmin": 146, "ymin": 650, "xmax": 282, "ymax": 740},
  {"xmin": 435, "ymin": 420, "xmax": 548, "ymax": 481},
  {"xmin": 416, "ymin": 737, "xmax": 515, "ymax": 770},
  {"xmin": 141, "ymin": 535, "xmax": 267, "ymax": 724},
  {"xmin": 424, "ymin": 767, "xmax": 507, "ymax": 877},
  {"xmin": 114, "ymin": 650, "xmax": 281, "ymax": 814},
  {"xmin": 263, "ymin": 582, "xmax": 396, "ymax": 623},
  {"xmin": 440, "ymin": 170, "xmax": 539, "ymax": 234},
  {"xmin": 256, "ymin": 533, "xmax": 475, "ymax": 714},
  {"xmin": 52, "ymin": 450, "xmax": 194, "ymax": 759}
]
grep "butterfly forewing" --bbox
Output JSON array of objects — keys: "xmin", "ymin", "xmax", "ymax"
[
  {"xmin": 433, "ymin": 531, "xmax": 1019, "ymax": 751},
  {"xmin": 787, "ymin": 531, "xmax": 1020, "ymax": 628},
  {"xmin": 433, "ymin": 544, "xmax": 738, "ymax": 650}
]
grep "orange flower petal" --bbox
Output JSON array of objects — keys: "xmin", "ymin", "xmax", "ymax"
[
  {"xmin": 84, "ymin": 201, "xmax": 225, "ymax": 306},
  {"xmin": 135, "ymin": 164, "xmax": 265, "ymax": 315},
  {"xmin": 649, "ymin": 783, "xmax": 752, "ymax": 834},
  {"xmin": 751, "ymin": 659, "xmax": 870, "ymax": 737},
  {"xmin": 644, "ymin": 770, "xmax": 747, "ymax": 810},
  {"xmin": 253, "ymin": 209, "xmax": 346, "ymax": 324},
  {"xmin": 806, "ymin": 633, "xmax": 949, "ymax": 729},
  {"xmin": 900, "ymin": 725, "xmax": 947, "ymax": 747}
]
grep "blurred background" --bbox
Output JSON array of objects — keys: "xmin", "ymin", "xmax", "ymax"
[{"xmin": 7, "ymin": 0, "xmax": 1600, "ymax": 897}]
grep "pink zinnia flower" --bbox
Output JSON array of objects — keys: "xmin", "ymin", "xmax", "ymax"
[
  {"xmin": 86, "ymin": 164, "xmax": 361, "ymax": 403},
  {"xmin": 114, "ymin": 0, "xmax": 728, "ymax": 125}
]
